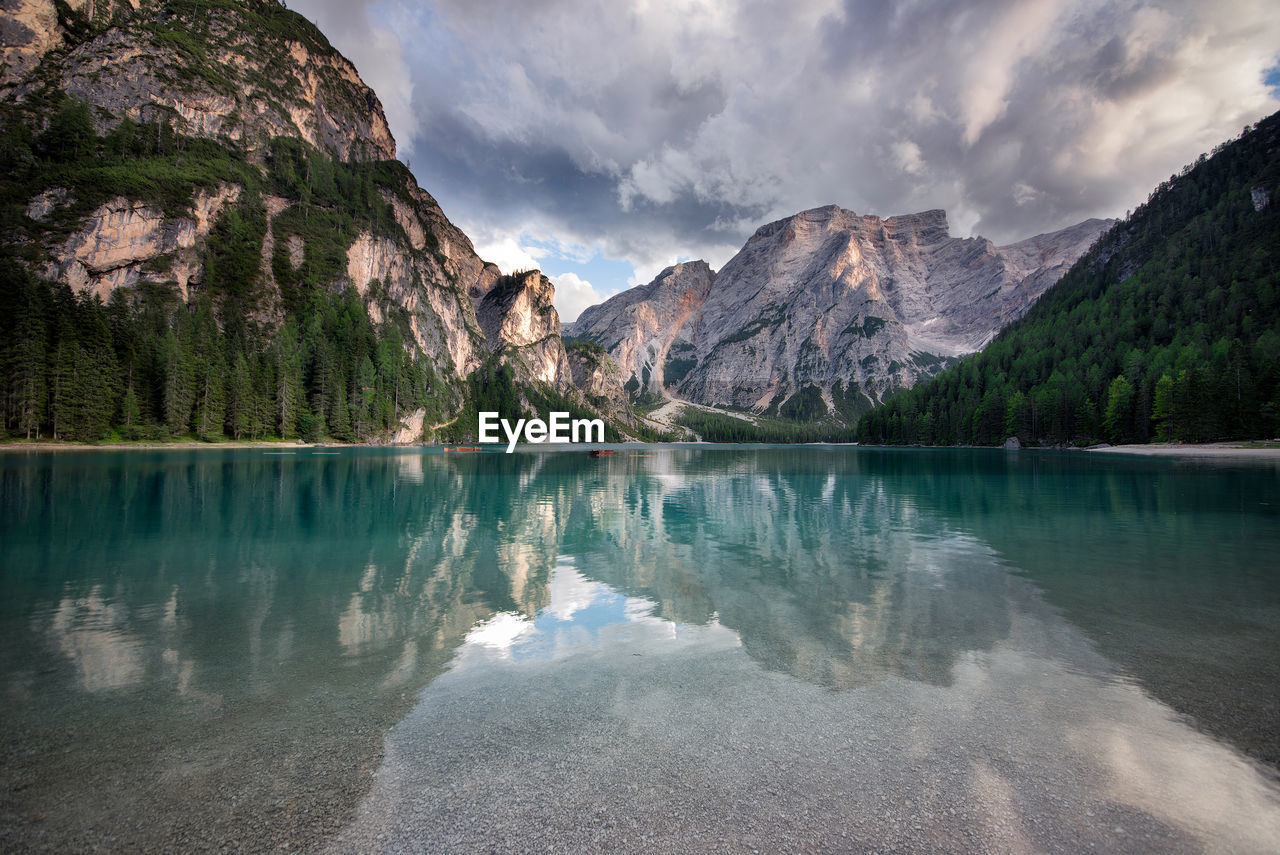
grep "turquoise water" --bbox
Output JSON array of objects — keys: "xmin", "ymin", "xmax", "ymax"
[{"xmin": 1, "ymin": 446, "xmax": 1278, "ymax": 852}]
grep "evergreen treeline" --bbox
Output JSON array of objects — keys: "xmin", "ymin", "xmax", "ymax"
[
  {"xmin": 858, "ymin": 111, "xmax": 1280, "ymax": 446},
  {"xmin": 0, "ymin": 261, "xmax": 449, "ymax": 442},
  {"xmin": 676, "ymin": 408, "xmax": 857, "ymax": 443}
]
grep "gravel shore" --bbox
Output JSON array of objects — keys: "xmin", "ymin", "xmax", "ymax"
[
  {"xmin": 327, "ymin": 576, "xmax": 1280, "ymax": 855},
  {"xmin": 1087, "ymin": 441, "xmax": 1280, "ymax": 459}
]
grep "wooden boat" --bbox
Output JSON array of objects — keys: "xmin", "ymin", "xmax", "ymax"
[{"xmin": 588, "ymin": 449, "xmax": 616, "ymax": 458}]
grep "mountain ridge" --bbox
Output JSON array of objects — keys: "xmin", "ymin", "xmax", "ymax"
[{"xmin": 572, "ymin": 204, "xmax": 1112, "ymax": 420}]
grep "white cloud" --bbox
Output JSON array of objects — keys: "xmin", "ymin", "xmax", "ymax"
[
  {"xmin": 956, "ymin": 0, "xmax": 1063, "ymax": 146},
  {"xmin": 1013, "ymin": 181, "xmax": 1040, "ymax": 206},
  {"xmin": 551, "ymin": 272, "xmax": 606, "ymax": 324},
  {"xmin": 522, "ymin": 235, "xmax": 595, "ymax": 265},
  {"xmin": 460, "ymin": 223, "xmax": 541, "ymax": 275},
  {"xmin": 892, "ymin": 140, "xmax": 925, "ymax": 175}
]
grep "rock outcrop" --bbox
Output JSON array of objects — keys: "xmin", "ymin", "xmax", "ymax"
[
  {"xmin": 391, "ymin": 408, "xmax": 425, "ymax": 444},
  {"xmin": 1, "ymin": 0, "xmax": 64, "ymax": 85},
  {"xmin": 4, "ymin": 0, "xmax": 394, "ymax": 161},
  {"xmin": 570, "ymin": 260, "xmax": 713, "ymax": 396},
  {"xmin": 574, "ymin": 206, "xmax": 1112, "ymax": 418},
  {"xmin": 476, "ymin": 271, "xmax": 574, "ymax": 391},
  {"xmin": 41, "ymin": 184, "xmax": 241, "ymax": 301},
  {"xmin": 566, "ymin": 343, "xmax": 631, "ymax": 423}
]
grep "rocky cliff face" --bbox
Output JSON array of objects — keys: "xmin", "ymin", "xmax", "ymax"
[
  {"xmin": 2, "ymin": 0, "xmax": 584, "ymax": 410},
  {"xmin": 4, "ymin": 0, "xmax": 394, "ymax": 161},
  {"xmin": 476, "ymin": 271, "xmax": 573, "ymax": 391},
  {"xmin": 574, "ymin": 206, "xmax": 1112, "ymax": 418},
  {"xmin": 566, "ymin": 345, "xmax": 628, "ymax": 414},
  {"xmin": 1, "ymin": 0, "xmax": 70, "ymax": 84},
  {"xmin": 571, "ymin": 260, "xmax": 713, "ymax": 397},
  {"xmin": 40, "ymin": 184, "xmax": 241, "ymax": 301}
]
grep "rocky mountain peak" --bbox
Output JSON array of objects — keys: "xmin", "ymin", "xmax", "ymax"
[
  {"xmin": 884, "ymin": 208, "xmax": 949, "ymax": 242},
  {"xmin": 576, "ymin": 206, "xmax": 1114, "ymax": 419},
  {"xmin": 476, "ymin": 271, "xmax": 576, "ymax": 391},
  {"xmin": 571, "ymin": 259, "xmax": 715, "ymax": 397},
  {"xmin": 477, "ymin": 271, "xmax": 559, "ymax": 344},
  {"xmin": 4, "ymin": 0, "xmax": 395, "ymax": 162}
]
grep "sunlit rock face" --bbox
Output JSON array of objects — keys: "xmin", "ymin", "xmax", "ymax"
[
  {"xmin": 40, "ymin": 185, "xmax": 241, "ymax": 301},
  {"xmin": 1, "ymin": 0, "xmax": 69, "ymax": 86},
  {"xmin": 571, "ymin": 260, "xmax": 714, "ymax": 395},
  {"xmin": 574, "ymin": 207, "xmax": 1111, "ymax": 416},
  {"xmin": 476, "ymin": 270, "xmax": 576, "ymax": 391}
]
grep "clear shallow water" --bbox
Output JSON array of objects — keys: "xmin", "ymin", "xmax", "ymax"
[{"xmin": 1, "ymin": 446, "xmax": 1278, "ymax": 852}]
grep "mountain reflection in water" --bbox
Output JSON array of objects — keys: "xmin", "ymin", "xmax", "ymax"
[{"xmin": 1, "ymin": 446, "xmax": 1277, "ymax": 852}]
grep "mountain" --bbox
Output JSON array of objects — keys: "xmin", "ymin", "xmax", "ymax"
[
  {"xmin": 858, "ymin": 111, "xmax": 1280, "ymax": 446},
  {"xmin": 0, "ymin": 0, "xmax": 631, "ymax": 443},
  {"xmin": 571, "ymin": 205, "xmax": 1110, "ymax": 421}
]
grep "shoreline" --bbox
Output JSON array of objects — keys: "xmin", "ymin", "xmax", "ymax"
[
  {"xmin": 0, "ymin": 439, "xmax": 383, "ymax": 453},
  {"xmin": 5, "ymin": 438, "xmax": 1280, "ymax": 459},
  {"xmin": 1085, "ymin": 441, "xmax": 1280, "ymax": 459}
]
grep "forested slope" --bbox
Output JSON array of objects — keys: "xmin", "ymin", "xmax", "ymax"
[
  {"xmin": 0, "ymin": 0, "xmax": 629, "ymax": 444},
  {"xmin": 858, "ymin": 111, "xmax": 1280, "ymax": 446},
  {"xmin": 1, "ymin": 97, "xmax": 459, "ymax": 442}
]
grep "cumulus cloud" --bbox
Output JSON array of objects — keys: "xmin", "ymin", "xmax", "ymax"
[
  {"xmin": 291, "ymin": 0, "xmax": 1280, "ymax": 300},
  {"xmin": 549, "ymin": 272, "xmax": 605, "ymax": 324},
  {"xmin": 459, "ymin": 223, "xmax": 542, "ymax": 278}
]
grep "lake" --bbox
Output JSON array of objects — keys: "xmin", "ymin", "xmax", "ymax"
[{"xmin": 1, "ymin": 445, "xmax": 1278, "ymax": 853}]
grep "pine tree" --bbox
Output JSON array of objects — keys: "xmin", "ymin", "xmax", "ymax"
[
  {"xmin": 191, "ymin": 299, "xmax": 225, "ymax": 440},
  {"xmin": 1103, "ymin": 375, "xmax": 1135, "ymax": 443},
  {"xmin": 48, "ymin": 339, "xmax": 76, "ymax": 441},
  {"xmin": 273, "ymin": 322, "xmax": 302, "ymax": 438},
  {"xmin": 120, "ymin": 382, "xmax": 141, "ymax": 440},
  {"xmin": 1004, "ymin": 390, "xmax": 1030, "ymax": 441},
  {"xmin": 354, "ymin": 354, "xmax": 377, "ymax": 438},
  {"xmin": 1152, "ymin": 374, "xmax": 1174, "ymax": 441},
  {"xmin": 328, "ymin": 373, "xmax": 352, "ymax": 440},
  {"xmin": 7, "ymin": 305, "xmax": 47, "ymax": 439},
  {"xmin": 74, "ymin": 294, "xmax": 120, "ymax": 440},
  {"xmin": 228, "ymin": 353, "xmax": 253, "ymax": 440},
  {"xmin": 161, "ymin": 329, "xmax": 195, "ymax": 436},
  {"xmin": 37, "ymin": 96, "xmax": 95, "ymax": 163}
]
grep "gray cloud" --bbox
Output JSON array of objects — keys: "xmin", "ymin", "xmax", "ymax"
[{"xmin": 291, "ymin": 0, "xmax": 1280, "ymax": 298}]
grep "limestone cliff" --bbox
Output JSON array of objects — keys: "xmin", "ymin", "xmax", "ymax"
[
  {"xmin": 476, "ymin": 271, "xmax": 574, "ymax": 392},
  {"xmin": 570, "ymin": 260, "xmax": 713, "ymax": 397},
  {"xmin": 4, "ymin": 0, "xmax": 395, "ymax": 161},
  {"xmin": 566, "ymin": 344, "xmax": 629, "ymax": 417},
  {"xmin": 40, "ymin": 184, "xmax": 241, "ymax": 301},
  {"xmin": 574, "ymin": 206, "xmax": 1112, "ymax": 419},
  {"xmin": 1, "ymin": 0, "xmax": 69, "ymax": 84}
]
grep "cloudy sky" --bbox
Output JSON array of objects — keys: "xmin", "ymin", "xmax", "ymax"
[{"xmin": 290, "ymin": 0, "xmax": 1280, "ymax": 321}]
